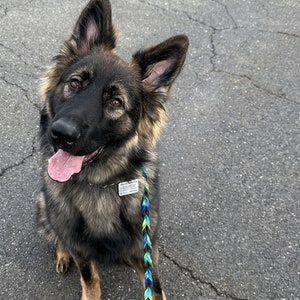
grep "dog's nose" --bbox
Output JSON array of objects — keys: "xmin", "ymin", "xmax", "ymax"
[{"xmin": 51, "ymin": 119, "xmax": 81, "ymax": 145}]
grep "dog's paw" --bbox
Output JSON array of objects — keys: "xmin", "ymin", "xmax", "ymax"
[
  {"xmin": 55, "ymin": 255, "xmax": 71, "ymax": 273},
  {"xmin": 54, "ymin": 247, "xmax": 72, "ymax": 273}
]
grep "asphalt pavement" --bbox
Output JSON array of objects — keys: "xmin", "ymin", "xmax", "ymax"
[{"xmin": 0, "ymin": 0, "xmax": 299, "ymax": 299}]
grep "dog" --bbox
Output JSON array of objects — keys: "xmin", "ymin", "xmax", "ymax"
[{"xmin": 37, "ymin": 0, "xmax": 188, "ymax": 299}]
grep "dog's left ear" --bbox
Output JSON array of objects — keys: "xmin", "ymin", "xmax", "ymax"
[
  {"xmin": 72, "ymin": 0, "xmax": 116, "ymax": 54},
  {"xmin": 133, "ymin": 35, "xmax": 189, "ymax": 93}
]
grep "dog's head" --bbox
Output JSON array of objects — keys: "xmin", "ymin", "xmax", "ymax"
[{"xmin": 40, "ymin": 0, "xmax": 188, "ymax": 182}]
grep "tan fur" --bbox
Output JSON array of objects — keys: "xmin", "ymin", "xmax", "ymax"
[
  {"xmin": 79, "ymin": 261, "xmax": 101, "ymax": 300},
  {"xmin": 55, "ymin": 245, "xmax": 72, "ymax": 273},
  {"xmin": 40, "ymin": 40, "xmax": 79, "ymax": 100},
  {"xmin": 138, "ymin": 105, "xmax": 167, "ymax": 148}
]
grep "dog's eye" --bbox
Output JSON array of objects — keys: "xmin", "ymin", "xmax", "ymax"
[
  {"xmin": 69, "ymin": 78, "xmax": 82, "ymax": 90},
  {"xmin": 111, "ymin": 98, "xmax": 123, "ymax": 108}
]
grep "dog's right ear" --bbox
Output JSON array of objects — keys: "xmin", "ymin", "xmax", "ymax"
[{"xmin": 72, "ymin": 0, "xmax": 116, "ymax": 54}]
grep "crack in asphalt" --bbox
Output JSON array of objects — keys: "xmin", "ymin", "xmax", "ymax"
[
  {"xmin": 137, "ymin": 0, "xmax": 165, "ymax": 11},
  {"xmin": 1, "ymin": 75, "xmax": 28, "ymax": 97},
  {"xmin": 0, "ymin": 42, "xmax": 27, "ymax": 64},
  {"xmin": 0, "ymin": 42, "xmax": 44, "ymax": 74},
  {"xmin": 0, "ymin": 134, "xmax": 38, "ymax": 178},
  {"xmin": 138, "ymin": 0, "xmax": 237, "ymax": 30},
  {"xmin": 0, "ymin": 5, "xmax": 8, "ymax": 17},
  {"xmin": 211, "ymin": 0, "xmax": 238, "ymax": 29},
  {"xmin": 184, "ymin": 11, "xmax": 217, "ymax": 30},
  {"xmin": 138, "ymin": 0, "xmax": 300, "ymax": 41},
  {"xmin": 207, "ymin": 29, "xmax": 299, "ymax": 104},
  {"xmin": 1, "ymin": 0, "xmax": 35, "ymax": 16},
  {"xmin": 135, "ymin": 0, "xmax": 299, "ymax": 106},
  {"xmin": 275, "ymin": 31, "xmax": 300, "ymax": 39},
  {"xmin": 0, "ymin": 76, "xmax": 41, "ymax": 111},
  {"xmin": 213, "ymin": 69, "xmax": 299, "ymax": 105},
  {"xmin": 161, "ymin": 246, "xmax": 248, "ymax": 300},
  {"xmin": 257, "ymin": 29, "xmax": 300, "ymax": 39},
  {"xmin": 0, "ymin": 55, "xmax": 40, "ymax": 178},
  {"xmin": 209, "ymin": 28, "xmax": 217, "ymax": 72}
]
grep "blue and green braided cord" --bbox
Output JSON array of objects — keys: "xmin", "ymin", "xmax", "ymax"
[{"xmin": 142, "ymin": 164, "xmax": 154, "ymax": 300}]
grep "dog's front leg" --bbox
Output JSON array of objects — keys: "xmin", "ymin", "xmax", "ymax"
[{"xmin": 73, "ymin": 256, "xmax": 101, "ymax": 300}]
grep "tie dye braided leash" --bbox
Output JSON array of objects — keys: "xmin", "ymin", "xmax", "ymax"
[{"xmin": 141, "ymin": 164, "xmax": 153, "ymax": 300}]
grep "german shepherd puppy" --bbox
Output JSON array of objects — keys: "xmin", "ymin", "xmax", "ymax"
[{"xmin": 37, "ymin": 0, "xmax": 188, "ymax": 299}]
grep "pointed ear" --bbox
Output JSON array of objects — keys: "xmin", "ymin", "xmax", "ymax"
[
  {"xmin": 72, "ymin": 0, "xmax": 116, "ymax": 54},
  {"xmin": 132, "ymin": 35, "xmax": 189, "ymax": 91}
]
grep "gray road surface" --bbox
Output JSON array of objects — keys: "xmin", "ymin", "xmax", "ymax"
[{"xmin": 0, "ymin": 0, "xmax": 299, "ymax": 299}]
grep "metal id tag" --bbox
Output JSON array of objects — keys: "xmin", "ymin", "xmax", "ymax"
[{"xmin": 118, "ymin": 179, "xmax": 139, "ymax": 196}]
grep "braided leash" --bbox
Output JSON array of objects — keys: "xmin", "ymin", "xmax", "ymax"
[{"xmin": 141, "ymin": 164, "xmax": 154, "ymax": 300}]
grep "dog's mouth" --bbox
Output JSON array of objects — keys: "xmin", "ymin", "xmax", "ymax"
[{"xmin": 47, "ymin": 147, "xmax": 103, "ymax": 182}]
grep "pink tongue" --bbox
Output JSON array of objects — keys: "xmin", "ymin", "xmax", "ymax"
[{"xmin": 48, "ymin": 149, "xmax": 85, "ymax": 182}]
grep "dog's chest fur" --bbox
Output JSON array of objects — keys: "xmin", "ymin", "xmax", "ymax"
[{"xmin": 45, "ymin": 175, "xmax": 143, "ymax": 237}]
